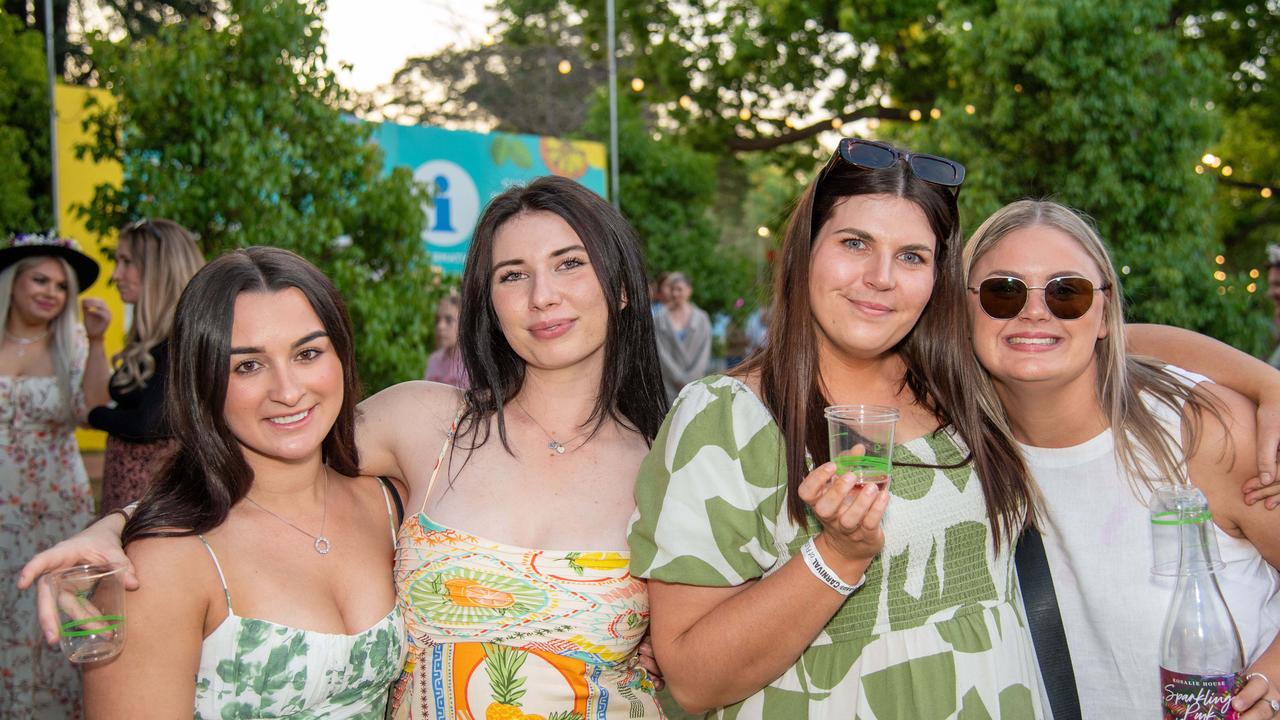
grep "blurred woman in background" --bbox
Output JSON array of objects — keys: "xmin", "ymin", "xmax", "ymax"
[
  {"xmin": 422, "ymin": 292, "xmax": 468, "ymax": 389},
  {"xmin": 0, "ymin": 234, "xmax": 109, "ymax": 719},
  {"xmin": 89, "ymin": 219, "xmax": 204, "ymax": 513}
]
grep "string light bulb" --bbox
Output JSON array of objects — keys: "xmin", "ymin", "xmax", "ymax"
[
  {"xmin": 757, "ymin": 226, "xmax": 770, "ymax": 238},
  {"xmin": 1222, "ymin": 165, "xmax": 1233, "ymax": 177},
  {"xmin": 738, "ymin": 107, "xmax": 752, "ymax": 121},
  {"xmin": 631, "ymin": 78, "xmax": 645, "ymax": 92},
  {"xmin": 1263, "ymin": 188, "xmax": 1273, "ymax": 199},
  {"xmin": 930, "ymin": 108, "xmax": 941, "ymax": 119},
  {"xmin": 831, "ymin": 117, "xmax": 843, "ymax": 130},
  {"xmin": 909, "ymin": 109, "xmax": 922, "ymax": 121},
  {"xmin": 1215, "ymin": 255, "xmax": 1225, "ymax": 265},
  {"xmin": 679, "ymin": 95, "xmax": 693, "ymax": 110},
  {"xmin": 558, "ymin": 60, "xmax": 572, "ymax": 74},
  {"xmin": 965, "ymin": 104, "xmax": 976, "ymax": 115}
]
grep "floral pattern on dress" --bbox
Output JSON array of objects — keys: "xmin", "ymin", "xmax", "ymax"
[
  {"xmin": 193, "ymin": 597, "xmax": 405, "ymax": 719},
  {"xmin": 628, "ymin": 375, "xmax": 1043, "ymax": 719},
  {"xmin": 0, "ymin": 331, "xmax": 92, "ymax": 720}
]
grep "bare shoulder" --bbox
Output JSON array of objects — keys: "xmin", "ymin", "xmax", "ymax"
[
  {"xmin": 359, "ymin": 380, "xmax": 464, "ymax": 428},
  {"xmin": 122, "ymin": 535, "xmax": 216, "ymax": 622},
  {"xmin": 1186, "ymin": 381, "xmax": 1258, "ymax": 502},
  {"xmin": 726, "ymin": 368, "xmax": 763, "ymax": 397}
]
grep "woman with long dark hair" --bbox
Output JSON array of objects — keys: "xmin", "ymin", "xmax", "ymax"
[
  {"xmin": 359, "ymin": 175, "xmax": 668, "ymax": 719},
  {"xmin": 89, "ymin": 218, "xmax": 204, "ymax": 512},
  {"xmin": 82, "ymin": 247, "xmax": 405, "ymax": 718},
  {"xmin": 630, "ymin": 139, "xmax": 1043, "ymax": 717}
]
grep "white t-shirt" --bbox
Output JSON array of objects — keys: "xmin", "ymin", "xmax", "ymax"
[{"xmin": 1020, "ymin": 366, "xmax": 1280, "ymax": 718}]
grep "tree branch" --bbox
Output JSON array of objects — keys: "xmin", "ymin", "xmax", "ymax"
[{"xmin": 726, "ymin": 106, "xmax": 917, "ymax": 152}]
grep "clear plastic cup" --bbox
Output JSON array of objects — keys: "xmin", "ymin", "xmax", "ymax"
[
  {"xmin": 46, "ymin": 563, "xmax": 127, "ymax": 663},
  {"xmin": 824, "ymin": 404, "xmax": 899, "ymax": 491}
]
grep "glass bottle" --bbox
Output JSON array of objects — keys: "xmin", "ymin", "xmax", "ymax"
[{"xmin": 1156, "ymin": 485, "xmax": 1244, "ymax": 719}]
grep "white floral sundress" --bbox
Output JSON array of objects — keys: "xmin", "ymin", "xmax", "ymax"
[
  {"xmin": 0, "ymin": 330, "xmax": 93, "ymax": 720},
  {"xmin": 192, "ymin": 510, "xmax": 406, "ymax": 718}
]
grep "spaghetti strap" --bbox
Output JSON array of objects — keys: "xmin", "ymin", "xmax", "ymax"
[
  {"xmin": 418, "ymin": 408, "xmax": 462, "ymax": 516},
  {"xmin": 377, "ymin": 480, "xmax": 397, "ymax": 545},
  {"xmin": 196, "ymin": 534, "xmax": 233, "ymax": 614}
]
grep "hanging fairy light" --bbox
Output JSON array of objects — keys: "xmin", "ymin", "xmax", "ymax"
[
  {"xmin": 830, "ymin": 117, "xmax": 843, "ymax": 130},
  {"xmin": 1248, "ymin": 282, "xmax": 1259, "ymax": 293},
  {"xmin": 1214, "ymin": 270, "xmax": 1227, "ymax": 281},
  {"xmin": 1195, "ymin": 165, "xmax": 1205, "ymax": 174},
  {"xmin": 1251, "ymin": 268, "xmax": 1261, "ymax": 279},
  {"xmin": 909, "ymin": 109, "xmax": 922, "ymax": 121},
  {"xmin": 1263, "ymin": 188, "xmax": 1273, "ymax": 199},
  {"xmin": 930, "ymin": 108, "xmax": 942, "ymax": 119},
  {"xmin": 757, "ymin": 226, "xmax": 770, "ymax": 237},
  {"xmin": 631, "ymin": 78, "xmax": 645, "ymax": 92},
  {"xmin": 1215, "ymin": 255, "xmax": 1225, "ymax": 265},
  {"xmin": 1222, "ymin": 165, "xmax": 1233, "ymax": 177},
  {"xmin": 738, "ymin": 107, "xmax": 752, "ymax": 121},
  {"xmin": 558, "ymin": 60, "xmax": 572, "ymax": 74},
  {"xmin": 679, "ymin": 95, "xmax": 693, "ymax": 110},
  {"xmin": 965, "ymin": 104, "xmax": 976, "ymax": 115}
]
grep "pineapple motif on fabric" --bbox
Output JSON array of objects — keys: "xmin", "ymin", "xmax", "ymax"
[
  {"xmin": 391, "ymin": 518, "xmax": 659, "ymax": 719},
  {"xmin": 389, "ymin": 419, "xmax": 663, "ymax": 720}
]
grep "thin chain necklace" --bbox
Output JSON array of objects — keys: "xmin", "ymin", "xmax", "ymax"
[
  {"xmin": 4, "ymin": 330, "xmax": 50, "ymax": 358},
  {"xmin": 512, "ymin": 396, "xmax": 588, "ymax": 455},
  {"xmin": 244, "ymin": 465, "xmax": 332, "ymax": 555}
]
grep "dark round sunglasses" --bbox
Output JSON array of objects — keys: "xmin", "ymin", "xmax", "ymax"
[
  {"xmin": 834, "ymin": 138, "xmax": 966, "ymax": 188},
  {"xmin": 968, "ymin": 276, "xmax": 1109, "ymax": 320}
]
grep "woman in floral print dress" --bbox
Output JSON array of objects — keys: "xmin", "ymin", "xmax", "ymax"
[
  {"xmin": 81, "ymin": 248, "xmax": 404, "ymax": 718},
  {"xmin": 0, "ymin": 234, "xmax": 109, "ymax": 720}
]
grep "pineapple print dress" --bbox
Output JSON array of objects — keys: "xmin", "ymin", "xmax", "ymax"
[
  {"xmin": 389, "ymin": 418, "xmax": 662, "ymax": 720},
  {"xmin": 628, "ymin": 376, "xmax": 1044, "ymax": 719}
]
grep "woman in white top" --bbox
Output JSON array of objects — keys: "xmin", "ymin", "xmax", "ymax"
[{"xmin": 963, "ymin": 199, "xmax": 1280, "ymax": 717}]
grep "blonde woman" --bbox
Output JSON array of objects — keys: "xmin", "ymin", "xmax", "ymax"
[
  {"xmin": 964, "ymin": 200, "xmax": 1280, "ymax": 716},
  {"xmin": 1, "ymin": 234, "xmax": 110, "ymax": 719},
  {"xmin": 88, "ymin": 219, "xmax": 204, "ymax": 512}
]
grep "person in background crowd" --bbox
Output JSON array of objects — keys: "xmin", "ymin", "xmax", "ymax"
[
  {"xmin": 423, "ymin": 292, "xmax": 468, "ymax": 389},
  {"xmin": 653, "ymin": 271, "xmax": 712, "ymax": 402},
  {"xmin": 88, "ymin": 219, "xmax": 204, "ymax": 513},
  {"xmin": 0, "ymin": 233, "xmax": 110, "ymax": 719},
  {"xmin": 964, "ymin": 199, "xmax": 1280, "ymax": 717},
  {"xmin": 744, "ymin": 304, "xmax": 770, "ymax": 356},
  {"xmin": 650, "ymin": 270, "xmax": 671, "ymax": 316},
  {"xmin": 81, "ymin": 247, "xmax": 405, "ymax": 718},
  {"xmin": 1267, "ymin": 244, "xmax": 1280, "ymax": 369}
]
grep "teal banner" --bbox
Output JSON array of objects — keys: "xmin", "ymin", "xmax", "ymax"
[{"xmin": 371, "ymin": 123, "xmax": 608, "ymax": 274}]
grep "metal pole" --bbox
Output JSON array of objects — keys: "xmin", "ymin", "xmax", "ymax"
[
  {"xmin": 43, "ymin": 0, "xmax": 60, "ymax": 235},
  {"xmin": 606, "ymin": 0, "xmax": 619, "ymax": 209}
]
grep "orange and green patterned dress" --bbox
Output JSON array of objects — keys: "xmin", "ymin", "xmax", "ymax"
[{"xmin": 389, "ymin": 424, "xmax": 662, "ymax": 720}]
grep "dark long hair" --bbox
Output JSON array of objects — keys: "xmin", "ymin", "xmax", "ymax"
[
  {"xmin": 123, "ymin": 247, "xmax": 361, "ymax": 544},
  {"xmin": 456, "ymin": 176, "xmax": 667, "ymax": 455},
  {"xmin": 737, "ymin": 146, "xmax": 1033, "ymax": 550}
]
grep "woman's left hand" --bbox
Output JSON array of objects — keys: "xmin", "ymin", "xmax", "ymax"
[
  {"xmin": 81, "ymin": 298, "xmax": 112, "ymax": 340},
  {"xmin": 635, "ymin": 635, "xmax": 665, "ymax": 690},
  {"xmin": 1234, "ymin": 671, "xmax": 1280, "ymax": 719}
]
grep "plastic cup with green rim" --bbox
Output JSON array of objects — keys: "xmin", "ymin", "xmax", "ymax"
[
  {"xmin": 1149, "ymin": 484, "xmax": 1224, "ymax": 576},
  {"xmin": 46, "ymin": 562, "xmax": 127, "ymax": 663},
  {"xmin": 824, "ymin": 404, "xmax": 900, "ymax": 492}
]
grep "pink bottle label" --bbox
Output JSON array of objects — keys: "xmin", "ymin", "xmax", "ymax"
[{"xmin": 1160, "ymin": 668, "xmax": 1243, "ymax": 719}]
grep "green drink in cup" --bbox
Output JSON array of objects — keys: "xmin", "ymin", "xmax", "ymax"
[
  {"xmin": 825, "ymin": 404, "xmax": 899, "ymax": 490},
  {"xmin": 45, "ymin": 563, "xmax": 127, "ymax": 663}
]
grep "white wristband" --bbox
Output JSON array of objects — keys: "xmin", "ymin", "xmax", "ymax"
[{"xmin": 800, "ymin": 537, "xmax": 865, "ymax": 596}]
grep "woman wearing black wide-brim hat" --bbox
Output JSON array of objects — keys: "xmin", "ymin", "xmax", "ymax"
[{"xmin": 0, "ymin": 232, "xmax": 112, "ymax": 719}]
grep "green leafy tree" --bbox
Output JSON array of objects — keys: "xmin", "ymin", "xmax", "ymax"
[
  {"xmin": 0, "ymin": 11, "xmax": 52, "ymax": 235},
  {"xmin": 581, "ymin": 91, "xmax": 755, "ymax": 320},
  {"xmin": 492, "ymin": 0, "xmax": 1272, "ymax": 354},
  {"xmin": 76, "ymin": 0, "xmax": 436, "ymax": 392}
]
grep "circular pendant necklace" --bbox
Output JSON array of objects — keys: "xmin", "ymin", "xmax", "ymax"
[
  {"xmin": 244, "ymin": 465, "xmax": 331, "ymax": 555},
  {"xmin": 513, "ymin": 396, "xmax": 588, "ymax": 456}
]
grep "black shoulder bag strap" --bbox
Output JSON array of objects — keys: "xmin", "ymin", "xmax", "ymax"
[{"xmin": 1015, "ymin": 527, "xmax": 1083, "ymax": 720}]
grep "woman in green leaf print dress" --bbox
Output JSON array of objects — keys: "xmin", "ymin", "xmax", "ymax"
[
  {"xmin": 629, "ymin": 139, "xmax": 1045, "ymax": 719},
  {"xmin": 81, "ymin": 248, "xmax": 404, "ymax": 719}
]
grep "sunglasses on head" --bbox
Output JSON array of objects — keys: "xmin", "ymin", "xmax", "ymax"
[
  {"xmin": 969, "ymin": 276, "xmax": 1109, "ymax": 320},
  {"xmin": 827, "ymin": 138, "xmax": 967, "ymax": 189}
]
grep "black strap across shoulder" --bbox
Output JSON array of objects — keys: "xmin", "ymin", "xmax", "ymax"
[
  {"xmin": 1015, "ymin": 527, "xmax": 1082, "ymax": 720},
  {"xmin": 379, "ymin": 476, "xmax": 405, "ymax": 527}
]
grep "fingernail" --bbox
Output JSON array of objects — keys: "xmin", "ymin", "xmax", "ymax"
[{"xmin": 1264, "ymin": 473, "xmax": 1274, "ymax": 486}]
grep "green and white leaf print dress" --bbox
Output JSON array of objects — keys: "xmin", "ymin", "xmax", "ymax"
[{"xmin": 628, "ymin": 376, "xmax": 1044, "ymax": 720}]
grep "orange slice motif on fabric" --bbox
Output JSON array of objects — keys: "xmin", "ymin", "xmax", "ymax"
[{"xmin": 445, "ymin": 577, "xmax": 516, "ymax": 609}]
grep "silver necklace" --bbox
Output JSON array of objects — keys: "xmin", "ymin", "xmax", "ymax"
[
  {"xmin": 244, "ymin": 466, "xmax": 331, "ymax": 555},
  {"xmin": 513, "ymin": 396, "xmax": 587, "ymax": 455},
  {"xmin": 4, "ymin": 330, "xmax": 50, "ymax": 358}
]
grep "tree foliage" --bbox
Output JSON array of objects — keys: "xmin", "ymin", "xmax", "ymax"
[
  {"xmin": 76, "ymin": 0, "xmax": 436, "ymax": 392},
  {"xmin": 580, "ymin": 91, "xmax": 756, "ymax": 320},
  {"xmin": 0, "ymin": 10, "xmax": 52, "ymax": 235},
  {"xmin": 487, "ymin": 0, "xmax": 1275, "ymax": 354}
]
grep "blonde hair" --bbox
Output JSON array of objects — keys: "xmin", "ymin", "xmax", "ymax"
[
  {"xmin": 112, "ymin": 220, "xmax": 204, "ymax": 392},
  {"xmin": 0, "ymin": 256, "xmax": 83, "ymax": 423},
  {"xmin": 963, "ymin": 199, "xmax": 1226, "ymax": 490}
]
